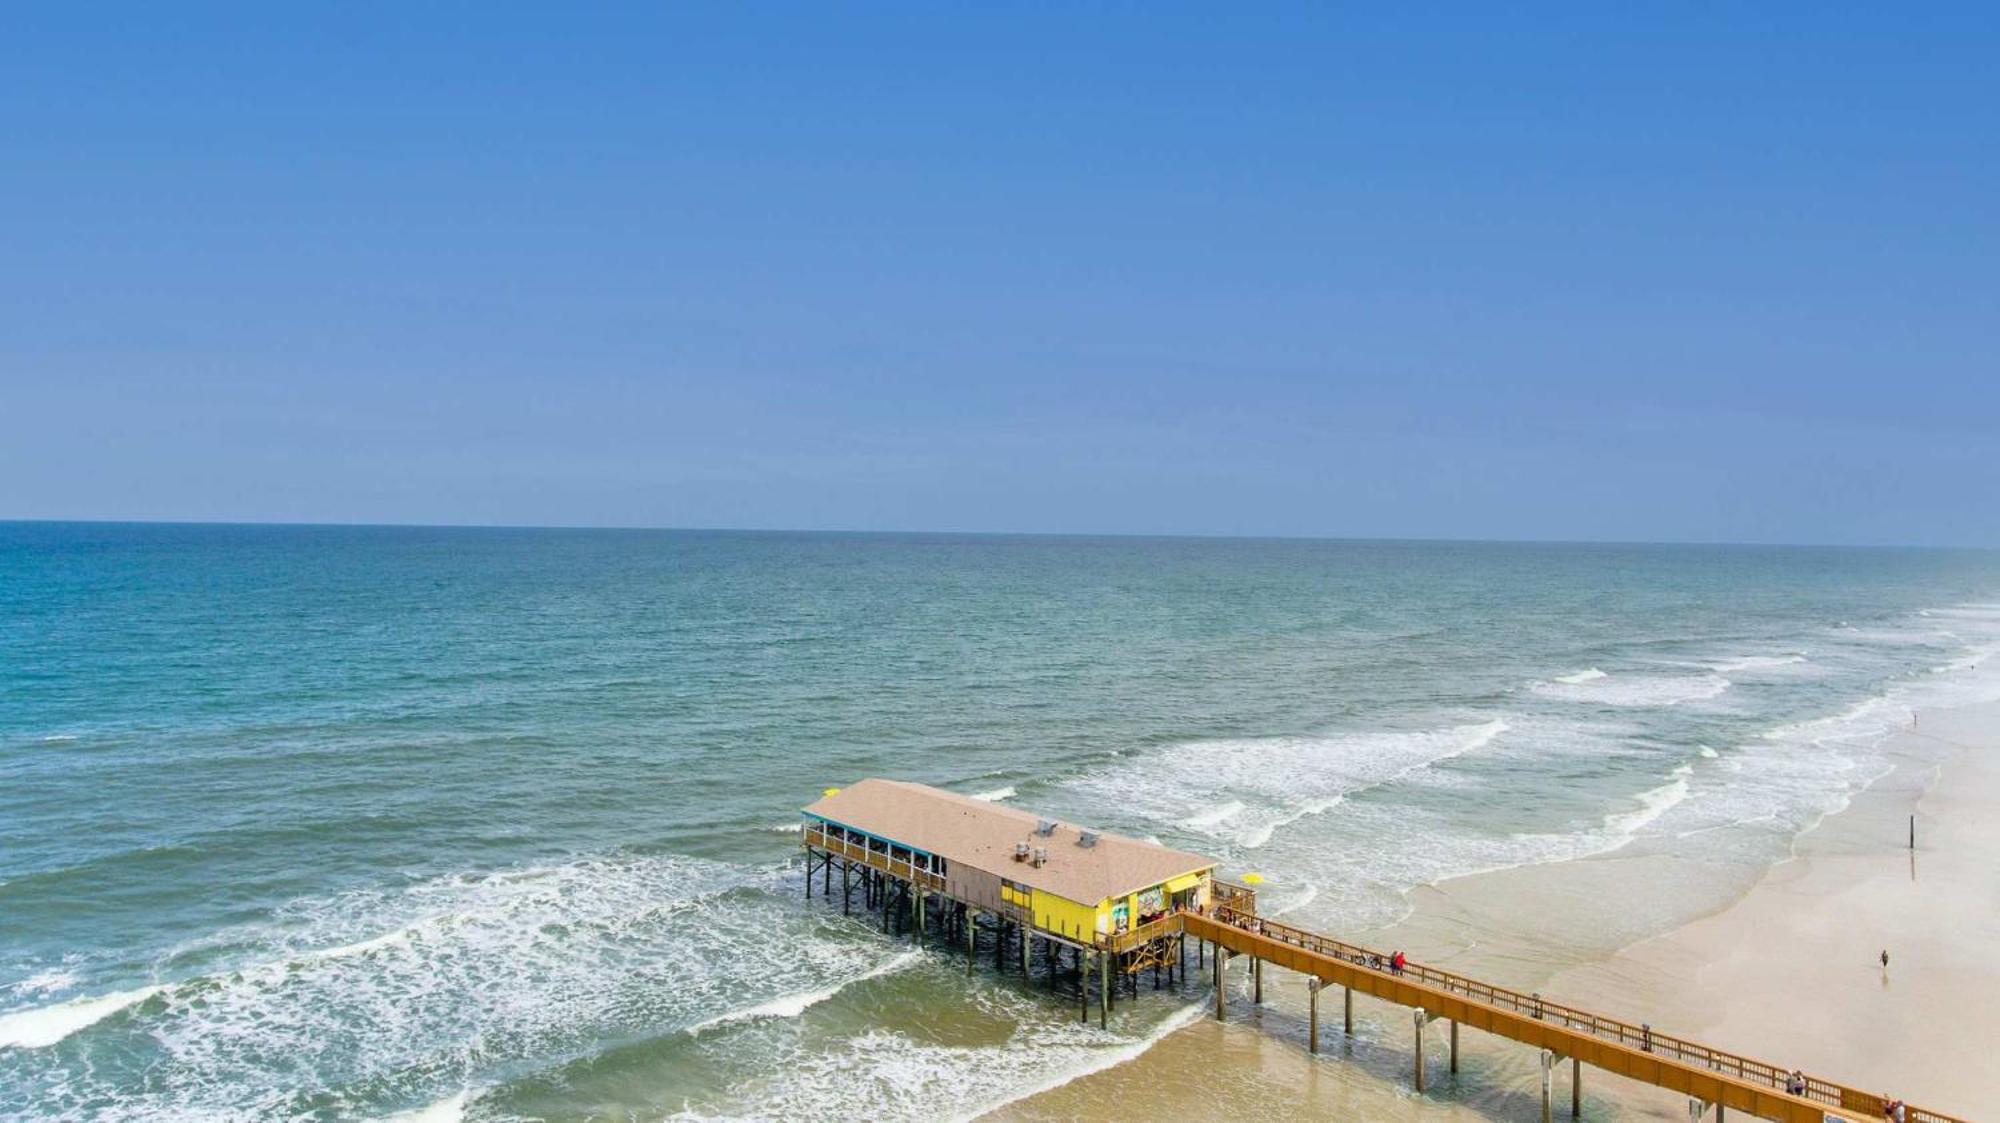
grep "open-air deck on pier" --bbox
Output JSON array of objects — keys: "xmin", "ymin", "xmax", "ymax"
[{"xmin": 801, "ymin": 780, "xmax": 1967, "ymax": 1123}]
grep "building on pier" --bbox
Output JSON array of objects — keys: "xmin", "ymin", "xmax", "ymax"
[{"xmin": 802, "ymin": 779, "xmax": 1218, "ymax": 943}]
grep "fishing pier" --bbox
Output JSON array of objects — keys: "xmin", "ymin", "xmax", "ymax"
[{"xmin": 801, "ymin": 780, "xmax": 1967, "ymax": 1123}]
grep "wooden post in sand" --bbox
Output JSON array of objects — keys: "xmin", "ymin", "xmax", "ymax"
[
  {"xmin": 1308, "ymin": 978, "xmax": 1320, "ymax": 1053},
  {"xmin": 1413, "ymin": 1008, "xmax": 1427, "ymax": 1092},
  {"xmin": 1572, "ymin": 1054, "xmax": 1581, "ymax": 1116},
  {"xmin": 1344, "ymin": 984, "xmax": 1353, "ymax": 1036},
  {"xmin": 1540, "ymin": 1050, "xmax": 1555, "ymax": 1123},
  {"xmin": 1253, "ymin": 956, "xmax": 1263, "ymax": 1004},
  {"xmin": 1449, "ymin": 1018, "xmax": 1459, "ymax": 1072}
]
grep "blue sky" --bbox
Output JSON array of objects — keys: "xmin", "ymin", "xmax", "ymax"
[{"xmin": 3, "ymin": 5, "xmax": 1994, "ymax": 545}]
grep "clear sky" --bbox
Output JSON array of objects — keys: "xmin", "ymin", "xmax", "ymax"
[{"xmin": 3, "ymin": 5, "xmax": 1994, "ymax": 545}]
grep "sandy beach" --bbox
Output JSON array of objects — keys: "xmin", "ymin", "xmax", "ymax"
[{"xmin": 992, "ymin": 699, "xmax": 2000, "ymax": 1122}]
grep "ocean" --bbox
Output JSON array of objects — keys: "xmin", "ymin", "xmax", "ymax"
[{"xmin": 3, "ymin": 523, "xmax": 1998, "ymax": 1122}]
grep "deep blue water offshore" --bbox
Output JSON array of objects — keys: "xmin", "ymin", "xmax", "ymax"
[{"xmin": 3, "ymin": 523, "xmax": 1999, "ymax": 1121}]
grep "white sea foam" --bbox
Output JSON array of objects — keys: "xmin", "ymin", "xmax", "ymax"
[
  {"xmin": 1553, "ymin": 668, "xmax": 1606, "ymax": 684},
  {"xmin": 1709, "ymin": 654, "xmax": 1810, "ymax": 673},
  {"xmin": 1698, "ymin": 744, "xmax": 1720, "ymax": 759},
  {"xmin": 1, "ymin": 853, "xmax": 904, "ymax": 1120},
  {"xmin": 684, "ymin": 949, "xmax": 923, "ymax": 1036},
  {"xmin": 1532, "ymin": 670, "xmax": 1731, "ymax": 707},
  {"xmin": 8, "ymin": 967, "xmax": 82, "ymax": 999},
  {"xmin": 1181, "ymin": 800, "xmax": 1245, "ymax": 829},
  {"xmin": 1074, "ymin": 718, "xmax": 1508, "ymax": 850},
  {"xmin": 970, "ymin": 786, "xmax": 1016, "ymax": 802},
  {"xmin": 0, "ymin": 984, "xmax": 162, "ymax": 1049},
  {"xmin": 677, "ymin": 987, "xmax": 1208, "ymax": 1123},
  {"xmin": 374, "ymin": 1091, "xmax": 471, "ymax": 1123},
  {"xmin": 1602, "ymin": 765, "xmax": 1693, "ymax": 837},
  {"xmin": 766, "ymin": 822, "xmax": 803, "ymax": 832},
  {"xmin": 1270, "ymin": 882, "xmax": 1319, "ymax": 917},
  {"xmin": 39, "ymin": 734, "xmax": 77, "ymax": 743}
]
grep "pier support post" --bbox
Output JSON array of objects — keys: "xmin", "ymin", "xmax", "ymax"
[
  {"xmin": 842, "ymin": 862, "xmax": 850, "ymax": 915},
  {"xmin": 1449, "ymin": 1018, "xmax": 1458, "ymax": 1073},
  {"xmin": 1253, "ymin": 957, "xmax": 1263, "ymax": 1004},
  {"xmin": 1213, "ymin": 952, "xmax": 1226, "ymax": 1021},
  {"xmin": 1343, "ymin": 985, "xmax": 1353, "ymax": 1036},
  {"xmin": 1540, "ymin": 1050, "xmax": 1555, "ymax": 1123},
  {"xmin": 823, "ymin": 855, "xmax": 831, "ymax": 896},
  {"xmin": 1080, "ymin": 949, "xmax": 1090, "ymax": 1022},
  {"xmin": 805, "ymin": 854, "xmax": 812, "ymax": 899},
  {"xmin": 1413, "ymin": 1008, "xmax": 1427, "ymax": 1093},
  {"xmin": 965, "ymin": 910, "xmax": 975, "ymax": 974},
  {"xmin": 914, "ymin": 889, "xmax": 925, "ymax": 946},
  {"xmin": 1308, "ymin": 979, "xmax": 1320, "ymax": 1054},
  {"xmin": 1021, "ymin": 927, "xmax": 1031, "ymax": 979},
  {"xmin": 1572, "ymin": 1053, "xmax": 1580, "ymax": 1117},
  {"xmin": 1099, "ymin": 951, "xmax": 1110, "ymax": 1028}
]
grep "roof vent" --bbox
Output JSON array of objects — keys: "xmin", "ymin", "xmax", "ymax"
[
  {"xmin": 1013, "ymin": 842, "xmax": 1030, "ymax": 862},
  {"xmin": 1032, "ymin": 846, "xmax": 1049, "ymax": 867},
  {"xmin": 1077, "ymin": 830, "xmax": 1099, "ymax": 848},
  {"xmin": 1036, "ymin": 818, "xmax": 1058, "ymax": 837}
]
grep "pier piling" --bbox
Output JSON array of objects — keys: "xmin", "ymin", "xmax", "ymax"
[
  {"xmin": 1213, "ymin": 951, "xmax": 1226, "ymax": 1021},
  {"xmin": 1308, "ymin": 978, "xmax": 1320, "ymax": 1054},
  {"xmin": 1414, "ymin": 1008, "xmax": 1427, "ymax": 1092},
  {"xmin": 1541, "ymin": 1049, "xmax": 1556, "ymax": 1123}
]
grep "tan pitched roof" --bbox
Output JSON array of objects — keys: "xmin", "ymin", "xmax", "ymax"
[{"xmin": 803, "ymin": 779, "xmax": 1215, "ymax": 905}]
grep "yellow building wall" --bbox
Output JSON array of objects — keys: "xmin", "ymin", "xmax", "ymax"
[
  {"xmin": 1023, "ymin": 870, "xmax": 1215, "ymax": 940},
  {"xmin": 1030, "ymin": 888, "xmax": 1105, "ymax": 940}
]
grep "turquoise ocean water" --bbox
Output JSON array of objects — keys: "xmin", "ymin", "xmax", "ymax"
[{"xmin": 3, "ymin": 524, "xmax": 1999, "ymax": 1121}]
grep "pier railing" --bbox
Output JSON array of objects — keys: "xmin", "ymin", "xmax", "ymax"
[
  {"xmin": 1206, "ymin": 907, "xmax": 1965, "ymax": 1123},
  {"xmin": 803, "ymin": 824, "xmax": 947, "ymax": 893}
]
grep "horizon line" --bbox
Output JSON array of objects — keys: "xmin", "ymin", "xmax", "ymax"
[{"xmin": 3, "ymin": 516, "xmax": 1993, "ymax": 554}]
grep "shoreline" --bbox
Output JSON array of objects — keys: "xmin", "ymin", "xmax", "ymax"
[{"xmin": 989, "ymin": 699, "xmax": 1999, "ymax": 1121}]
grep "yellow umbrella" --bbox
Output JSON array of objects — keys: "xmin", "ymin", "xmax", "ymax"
[
  {"xmin": 822, "ymin": 787, "xmax": 842, "ymax": 798},
  {"xmin": 1242, "ymin": 872, "xmax": 1265, "ymax": 885}
]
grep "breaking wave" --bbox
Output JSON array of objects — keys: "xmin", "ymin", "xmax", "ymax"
[
  {"xmin": 0, "ymin": 985, "xmax": 164, "ymax": 1050},
  {"xmin": 1073, "ymin": 719, "xmax": 1509, "ymax": 850}
]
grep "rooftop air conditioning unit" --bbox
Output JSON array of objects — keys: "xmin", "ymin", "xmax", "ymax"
[
  {"xmin": 1013, "ymin": 842, "xmax": 1030, "ymax": 862},
  {"xmin": 1032, "ymin": 847, "xmax": 1048, "ymax": 867},
  {"xmin": 1035, "ymin": 818, "xmax": 1058, "ymax": 837},
  {"xmin": 1077, "ymin": 831, "xmax": 1099, "ymax": 848}
]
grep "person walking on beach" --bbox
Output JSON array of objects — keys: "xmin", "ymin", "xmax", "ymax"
[{"xmin": 1880, "ymin": 948, "xmax": 1890, "ymax": 975}]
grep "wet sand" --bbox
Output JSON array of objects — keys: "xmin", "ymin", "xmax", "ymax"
[{"xmin": 988, "ymin": 700, "xmax": 2000, "ymax": 1121}]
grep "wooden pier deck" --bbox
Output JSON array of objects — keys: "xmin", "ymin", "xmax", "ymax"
[{"xmin": 804, "ymin": 823, "xmax": 1970, "ymax": 1123}]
